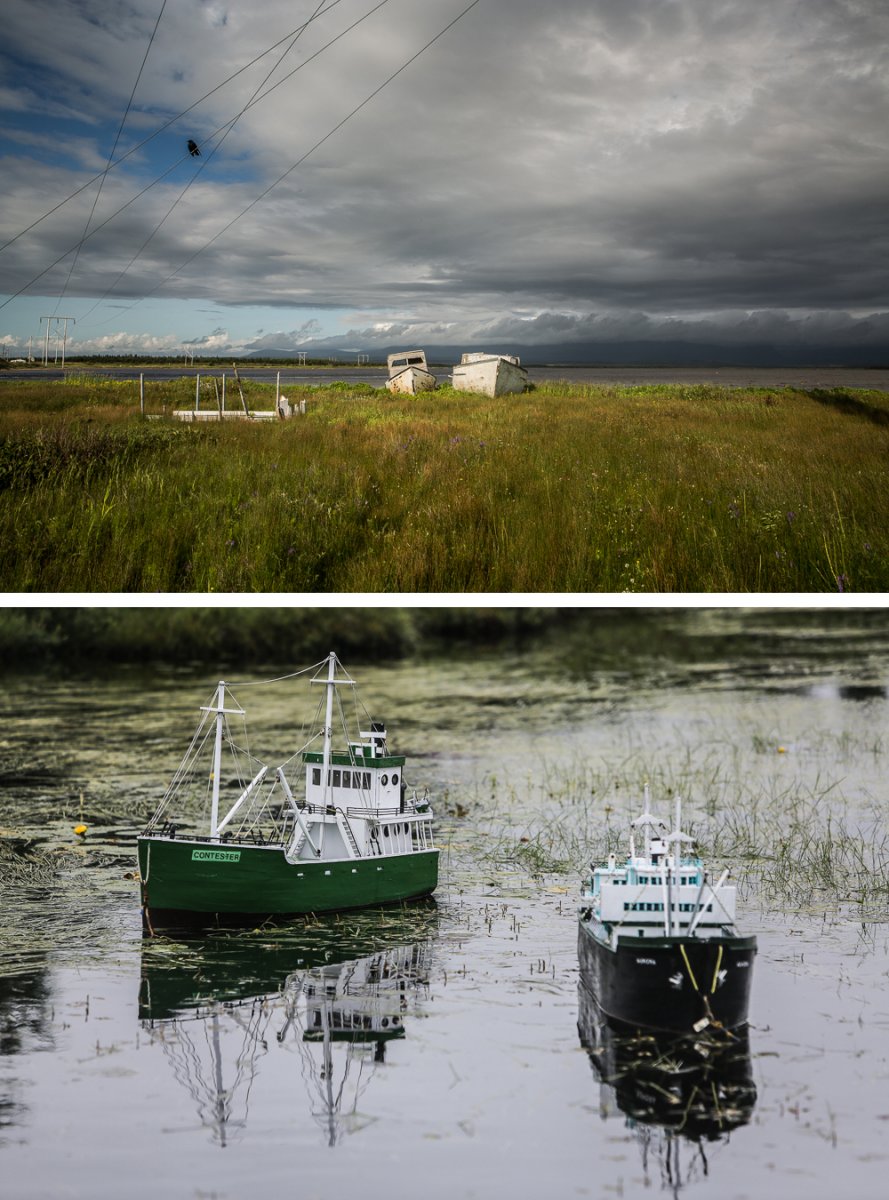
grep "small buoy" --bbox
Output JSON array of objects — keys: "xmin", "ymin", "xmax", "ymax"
[
  {"xmin": 74, "ymin": 824, "xmax": 88, "ymax": 836},
  {"xmin": 777, "ymin": 746, "xmax": 786, "ymax": 754}
]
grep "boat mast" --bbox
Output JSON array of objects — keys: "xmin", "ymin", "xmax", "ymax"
[
  {"xmin": 318, "ymin": 652, "xmax": 337, "ymax": 854},
  {"xmin": 322, "ymin": 652, "xmax": 336, "ymax": 795},
  {"xmin": 210, "ymin": 681, "xmax": 225, "ymax": 838},
  {"xmin": 200, "ymin": 681, "xmax": 244, "ymax": 839}
]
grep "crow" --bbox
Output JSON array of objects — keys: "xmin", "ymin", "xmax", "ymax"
[{"xmin": 187, "ymin": 139, "xmax": 201, "ymax": 157}]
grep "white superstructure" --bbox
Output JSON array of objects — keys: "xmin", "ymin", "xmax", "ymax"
[{"xmin": 581, "ymin": 788, "xmax": 737, "ymax": 949}]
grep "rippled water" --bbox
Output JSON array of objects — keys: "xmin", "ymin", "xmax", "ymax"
[{"xmin": 2, "ymin": 608, "xmax": 889, "ymax": 1199}]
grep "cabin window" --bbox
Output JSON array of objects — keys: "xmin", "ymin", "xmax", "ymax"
[
  {"xmin": 342, "ymin": 770, "xmax": 351, "ymax": 787},
  {"xmin": 363, "ymin": 771, "xmax": 371, "ymax": 789},
  {"xmin": 312, "ymin": 768, "xmax": 321, "ymax": 786},
  {"xmin": 331, "ymin": 769, "xmax": 341, "ymax": 787},
  {"xmin": 381, "ymin": 774, "xmax": 389, "ymax": 786},
  {"xmin": 392, "ymin": 773, "xmax": 399, "ymax": 785}
]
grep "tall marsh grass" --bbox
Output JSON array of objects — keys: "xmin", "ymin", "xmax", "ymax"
[
  {"xmin": 1, "ymin": 379, "xmax": 886, "ymax": 591},
  {"xmin": 465, "ymin": 744, "xmax": 889, "ymax": 911}
]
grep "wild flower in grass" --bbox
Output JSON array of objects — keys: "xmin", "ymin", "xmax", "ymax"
[
  {"xmin": 786, "ymin": 510, "xmax": 796, "ymax": 526},
  {"xmin": 837, "ymin": 573, "xmax": 849, "ymax": 592},
  {"xmin": 728, "ymin": 501, "xmax": 740, "ymax": 520}
]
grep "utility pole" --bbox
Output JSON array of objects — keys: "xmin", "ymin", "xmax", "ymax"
[
  {"xmin": 40, "ymin": 316, "xmax": 75, "ymax": 366},
  {"xmin": 57, "ymin": 316, "xmax": 74, "ymax": 367}
]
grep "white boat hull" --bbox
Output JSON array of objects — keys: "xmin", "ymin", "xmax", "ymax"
[
  {"xmin": 451, "ymin": 354, "xmax": 528, "ymax": 398},
  {"xmin": 386, "ymin": 366, "xmax": 437, "ymax": 395}
]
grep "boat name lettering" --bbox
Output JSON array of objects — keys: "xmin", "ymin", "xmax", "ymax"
[
  {"xmin": 635, "ymin": 957, "xmax": 657, "ymax": 965},
  {"xmin": 736, "ymin": 960, "xmax": 749, "ymax": 967},
  {"xmin": 191, "ymin": 848, "xmax": 241, "ymax": 863}
]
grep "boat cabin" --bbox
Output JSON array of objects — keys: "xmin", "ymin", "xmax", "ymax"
[
  {"xmin": 302, "ymin": 722, "xmax": 406, "ymax": 811},
  {"xmin": 388, "ymin": 350, "xmax": 429, "ymax": 376},
  {"xmin": 584, "ymin": 796, "xmax": 737, "ymax": 940}
]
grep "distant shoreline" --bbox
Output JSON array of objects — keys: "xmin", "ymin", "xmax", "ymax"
[{"xmin": 3, "ymin": 362, "xmax": 889, "ymax": 391}]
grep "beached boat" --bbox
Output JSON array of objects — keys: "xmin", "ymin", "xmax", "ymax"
[
  {"xmin": 451, "ymin": 351, "xmax": 528, "ymax": 397},
  {"xmin": 137, "ymin": 652, "xmax": 438, "ymax": 922},
  {"xmin": 385, "ymin": 349, "xmax": 437, "ymax": 395},
  {"xmin": 577, "ymin": 788, "xmax": 756, "ymax": 1034}
]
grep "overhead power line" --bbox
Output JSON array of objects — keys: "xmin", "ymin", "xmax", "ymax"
[
  {"xmin": 1, "ymin": 0, "xmax": 483, "ymax": 318},
  {"xmin": 0, "ymin": 0, "xmax": 390, "ymax": 313},
  {"xmin": 77, "ymin": 0, "xmax": 326, "ymax": 324},
  {"xmin": 52, "ymin": 0, "xmax": 169, "ymax": 316},
  {"xmin": 110, "ymin": 0, "xmax": 484, "ymax": 318},
  {"xmin": 0, "ymin": 0, "xmax": 349, "ymax": 257}
]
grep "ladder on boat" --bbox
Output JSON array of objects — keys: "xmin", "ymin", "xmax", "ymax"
[{"xmin": 336, "ymin": 811, "xmax": 362, "ymax": 858}]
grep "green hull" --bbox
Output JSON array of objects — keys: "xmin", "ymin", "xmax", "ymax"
[{"xmin": 138, "ymin": 836, "xmax": 439, "ymax": 916}]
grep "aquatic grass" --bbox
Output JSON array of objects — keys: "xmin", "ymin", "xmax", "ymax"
[
  {"xmin": 1, "ymin": 381, "xmax": 888, "ymax": 590},
  {"xmin": 459, "ymin": 717, "xmax": 889, "ymax": 913}
]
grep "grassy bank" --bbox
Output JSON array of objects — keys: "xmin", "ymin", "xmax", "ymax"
[{"xmin": 1, "ymin": 377, "xmax": 887, "ymax": 591}]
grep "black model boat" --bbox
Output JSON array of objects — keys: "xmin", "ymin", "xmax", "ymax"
[{"xmin": 578, "ymin": 789, "xmax": 756, "ymax": 1034}]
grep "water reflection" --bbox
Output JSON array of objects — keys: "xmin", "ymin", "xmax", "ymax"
[
  {"xmin": 139, "ymin": 906, "xmax": 437, "ymax": 1147},
  {"xmin": 0, "ymin": 968, "xmax": 53, "ymax": 1141},
  {"xmin": 577, "ymin": 983, "xmax": 756, "ymax": 1196}
]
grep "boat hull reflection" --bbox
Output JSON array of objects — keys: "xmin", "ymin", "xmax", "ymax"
[
  {"xmin": 578, "ymin": 981, "xmax": 756, "ymax": 1188},
  {"xmin": 139, "ymin": 904, "xmax": 437, "ymax": 1146}
]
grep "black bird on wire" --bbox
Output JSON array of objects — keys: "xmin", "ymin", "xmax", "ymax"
[{"xmin": 187, "ymin": 139, "xmax": 201, "ymax": 157}]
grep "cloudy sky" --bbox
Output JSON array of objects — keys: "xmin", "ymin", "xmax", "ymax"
[{"xmin": 1, "ymin": 0, "xmax": 887, "ymax": 359}]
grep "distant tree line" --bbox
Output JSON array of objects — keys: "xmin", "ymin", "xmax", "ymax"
[{"xmin": 0, "ymin": 607, "xmax": 583, "ymax": 668}]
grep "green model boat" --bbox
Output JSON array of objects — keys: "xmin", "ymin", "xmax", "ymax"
[{"xmin": 138, "ymin": 652, "xmax": 439, "ymax": 922}]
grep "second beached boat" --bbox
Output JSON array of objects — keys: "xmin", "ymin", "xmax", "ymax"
[
  {"xmin": 451, "ymin": 351, "xmax": 528, "ymax": 397},
  {"xmin": 137, "ymin": 652, "xmax": 439, "ymax": 922}
]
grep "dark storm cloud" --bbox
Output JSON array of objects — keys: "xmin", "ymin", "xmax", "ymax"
[{"xmin": 1, "ymin": 0, "xmax": 887, "ymax": 355}]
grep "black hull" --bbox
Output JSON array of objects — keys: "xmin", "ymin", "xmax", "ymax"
[{"xmin": 578, "ymin": 918, "xmax": 756, "ymax": 1034}]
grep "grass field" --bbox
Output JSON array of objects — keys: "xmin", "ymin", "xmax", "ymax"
[{"xmin": 0, "ymin": 375, "xmax": 886, "ymax": 592}]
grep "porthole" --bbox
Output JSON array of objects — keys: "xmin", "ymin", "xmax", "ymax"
[
  {"xmin": 381, "ymin": 774, "xmax": 389, "ymax": 786},
  {"xmin": 391, "ymin": 773, "xmax": 399, "ymax": 785}
]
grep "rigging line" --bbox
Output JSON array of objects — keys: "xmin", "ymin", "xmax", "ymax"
[
  {"xmin": 0, "ymin": 0, "xmax": 348, "ymax": 257},
  {"xmin": 77, "ymin": 0, "xmax": 325, "ymax": 325},
  {"xmin": 0, "ymin": 0, "xmax": 392, "ymax": 315},
  {"xmin": 227, "ymin": 658, "xmax": 329, "ymax": 688},
  {"xmin": 113, "ymin": 0, "xmax": 484, "ymax": 318},
  {"xmin": 52, "ymin": 0, "xmax": 168, "ymax": 317}
]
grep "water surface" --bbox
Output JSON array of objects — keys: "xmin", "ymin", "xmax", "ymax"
[{"xmin": 2, "ymin": 609, "xmax": 889, "ymax": 1199}]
